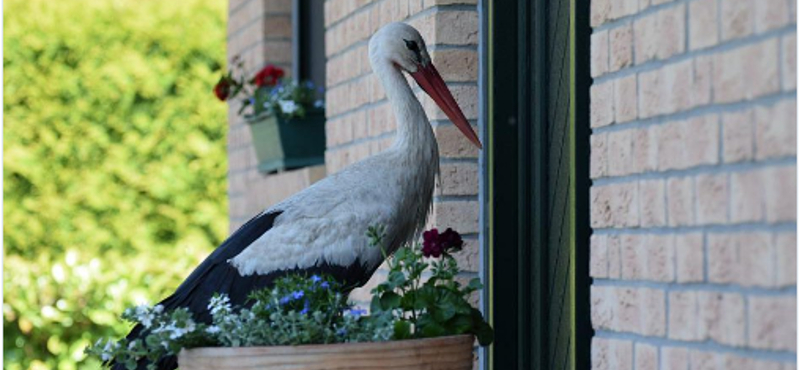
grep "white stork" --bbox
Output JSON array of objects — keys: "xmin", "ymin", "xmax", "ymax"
[{"xmin": 119, "ymin": 22, "xmax": 481, "ymax": 370}]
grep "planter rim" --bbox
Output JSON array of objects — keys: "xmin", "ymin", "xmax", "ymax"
[{"xmin": 179, "ymin": 334, "xmax": 474, "ymax": 357}]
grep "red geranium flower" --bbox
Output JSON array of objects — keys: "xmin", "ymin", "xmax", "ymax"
[
  {"xmin": 253, "ymin": 65, "xmax": 285, "ymax": 87},
  {"xmin": 213, "ymin": 77, "xmax": 231, "ymax": 101}
]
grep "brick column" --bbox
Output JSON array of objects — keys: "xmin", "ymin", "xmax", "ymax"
[
  {"xmin": 589, "ymin": 0, "xmax": 796, "ymax": 368},
  {"xmin": 323, "ymin": 0, "xmax": 481, "ymax": 306},
  {"xmin": 227, "ymin": 0, "xmax": 326, "ymax": 231}
]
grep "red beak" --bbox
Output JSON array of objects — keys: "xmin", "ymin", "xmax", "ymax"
[{"xmin": 410, "ymin": 63, "xmax": 482, "ymax": 149}]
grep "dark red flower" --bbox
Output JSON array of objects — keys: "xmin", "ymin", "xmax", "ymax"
[
  {"xmin": 439, "ymin": 228, "xmax": 464, "ymax": 252},
  {"xmin": 422, "ymin": 228, "xmax": 443, "ymax": 258},
  {"xmin": 213, "ymin": 77, "xmax": 231, "ymax": 101},
  {"xmin": 421, "ymin": 228, "xmax": 464, "ymax": 258},
  {"xmin": 253, "ymin": 65, "xmax": 285, "ymax": 87}
]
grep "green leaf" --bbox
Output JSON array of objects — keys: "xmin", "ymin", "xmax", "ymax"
[
  {"xmin": 380, "ymin": 292, "xmax": 401, "ymax": 311},
  {"xmin": 393, "ymin": 320, "xmax": 412, "ymax": 340}
]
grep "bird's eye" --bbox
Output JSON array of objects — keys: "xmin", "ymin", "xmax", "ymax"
[{"xmin": 403, "ymin": 39, "xmax": 419, "ymax": 52}]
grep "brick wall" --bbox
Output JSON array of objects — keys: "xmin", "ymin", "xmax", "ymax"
[
  {"xmin": 589, "ymin": 0, "xmax": 797, "ymax": 368},
  {"xmin": 322, "ymin": 0, "xmax": 481, "ymax": 306},
  {"xmin": 226, "ymin": 0, "xmax": 326, "ymax": 231}
]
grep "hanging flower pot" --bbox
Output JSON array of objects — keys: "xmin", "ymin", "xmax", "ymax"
[
  {"xmin": 177, "ymin": 334, "xmax": 475, "ymax": 370},
  {"xmin": 247, "ymin": 110, "xmax": 326, "ymax": 173},
  {"xmin": 213, "ymin": 61, "xmax": 327, "ymax": 173}
]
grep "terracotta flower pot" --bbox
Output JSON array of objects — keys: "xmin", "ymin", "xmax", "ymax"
[{"xmin": 177, "ymin": 334, "xmax": 475, "ymax": 370}]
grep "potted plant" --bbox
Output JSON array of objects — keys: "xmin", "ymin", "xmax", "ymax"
[
  {"xmin": 214, "ymin": 59, "xmax": 326, "ymax": 173},
  {"xmin": 87, "ymin": 227, "xmax": 493, "ymax": 370}
]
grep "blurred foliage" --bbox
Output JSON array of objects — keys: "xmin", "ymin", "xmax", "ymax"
[{"xmin": 4, "ymin": 0, "xmax": 229, "ymax": 368}]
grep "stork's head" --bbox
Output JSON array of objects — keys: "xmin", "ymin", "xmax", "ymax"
[{"xmin": 369, "ymin": 23, "xmax": 482, "ymax": 149}]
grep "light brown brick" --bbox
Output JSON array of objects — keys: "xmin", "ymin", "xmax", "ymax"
[
  {"xmin": 431, "ymin": 49, "xmax": 478, "ymax": 82},
  {"xmin": 685, "ymin": 114, "xmax": 720, "ymax": 167},
  {"xmin": 764, "ymin": 165, "xmax": 797, "ymax": 222},
  {"xmin": 776, "ymin": 232, "xmax": 797, "ymax": 286},
  {"xmin": 590, "ymin": 234, "xmax": 609, "ymax": 278},
  {"xmin": 433, "ymin": 10, "xmax": 478, "ymax": 45},
  {"xmin": 592, "ymin": 285, "xmax": 614, "ymax": 329},
  {"xmin": 639, "ymin": 179, "xmax": 667, "ymax": 227},
  {"xmin": 428, "ymin": 201, "xmax": 479, "ymax": 233},
  {"xmin": 713, "ymin": 46, "xmax": 748, "ymax": 103},
  {"xmin": 591, "ymin": 82, "xmax": 614, "ymax": 128},
  {"xmin": 667, "ymin": 177, "xmax": 695, "ymax": 226},
  {"xmin": 608, "ymin": 235, "xmax": 622, "ymax": 278},
  {"xmin": 638, "ymin": 69, "xmax": 661, "ymax": 118},
  {"xmin": 591, "ymin": 182, "xmax": 639, "ymax": 228},
  {"xmin": 664, "ymin": 60, "xmax": 695, "ymax": 115},
  {"xmin": 720, "ymin": 0, "xmax": 754, "ymax": 41},
  {"xmin": 722, "ymin": 109, "xmax": 755, "ymax": 163},
  {"xmin": 708, "ymin": 232, "xmax": 775, "ymax": 286},
  {"xmin": 661, "ymin": 347, "xmax": 689, "ymax": 370},
  {"xmin": 674, "ymin": 232, "xmax": 704, "ymax": 282},
  {"xmin": 614, "ymin": 74, "xmax": 638, "ymax": 123},
  {"xmin": 698, "ymin": 292, "xmax": 746, "ymax": 346},
  {"xmin": 756, "ymin": 100, "xmax": 797, "ymax": 160},
  {"xmin": 782, "ymin": 33, "xmax": 797, "ymax": 91},
  {"xmin": 610, "ymin": 0, "xmax": 639, "ymax": 20},
  {"xmin": 631, "ymin": 126, "xmax": 659, "ymax": 173},
  {"xmin": 592, "ymin": 338, "xmax": 633, "ymax": 370},
  {"xmin": 635, "ymin": 343, "xmax": 658, "ymax": 370},
  {"xmin": 635, "ymin": 4, "xmax": 687, "ymax": 63},
  {"xmin": 748, "ymin": 296, "xmax": 797, "ymax": 351},
  {"xmin": 692, "ymin": 55, "xmax": 713, "ymax": 107},
  {"xmin": 437, "ymin": 162, "xmax": 478, "ymax": 196},
  {"xmin": 591, "ymin": 133, "xmax": 609, "ymax": 179},
  {"xmin": 730, "ymin": 170, "xmax": 765, "ymax": 223},
  {"xmin": 608, "ymin": 129, "xmax": 634, "ymax": 176},
  {"xmin": 609, "ymin": 24, "xmax": 633, "ymax": 72},
  {"xmin": 669, "ymin": 291, "xmax": 700, "ymax": 340},
  {"xmin": 620, "ymin": 234, "xmax": 644, "ymax": 279},
  {"xmin": 640, "ymin": 287, "xmax": 667, "ymax": 336},
  {"xmin": 689, "ymin": 0, "xmax": 719, "ymax": 50},
  {"xmin": 591, "ymin": 0, "xmax": 612, "ymax": 27},
  {"xmin": 633, "ymin": 12, "xmax": 658, "ymax": 64},
  {"xmin": 755, "ymin": 0, "xmax": 791, "ymax": 32},
  {"xmin": 644, "ymin": 234, "xmax": 675, "ymax": 281},
  {"xmin": 696, "ymin": 173, "xmax": 729, "ymax": 225},
  {"xmin": 591, "ymin": 30, "xmax": 610, "ymax": 77},
  {"xmin": 434, "ymin": 125, "xmax": 480, "ymax": 158},
  {"xmin": 746, "ymin": 38, "xmax": 781, "ymax": 99}
]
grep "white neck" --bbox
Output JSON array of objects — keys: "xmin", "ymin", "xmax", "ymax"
[{"xmin": 371, "ymin": 60, "xmax": 435, "ymax": 152}]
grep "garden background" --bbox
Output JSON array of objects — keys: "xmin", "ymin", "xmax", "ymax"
[{"xmin": 4, "ymin": 1, "xmax": 230, "ymax": 369}]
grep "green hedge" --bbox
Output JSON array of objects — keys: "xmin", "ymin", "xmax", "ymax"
[{"xmin": 4, "ymin": 1, "xmax": 228, "ymax": 368}]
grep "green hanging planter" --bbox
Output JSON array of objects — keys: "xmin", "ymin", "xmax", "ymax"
[{"xmin": 246, "ymin": 110, "xmax": 326, "ymax": 173}]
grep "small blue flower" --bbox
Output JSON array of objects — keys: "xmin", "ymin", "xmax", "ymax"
[
  {"xmin": 336, "ymin": 328, "xmax": 347, "ymax": 336},
  {"xmin": 248, "ymin": 97, "xmax": 255, "ymax": 105},
  {"xmin": 305, "ymin": 81, "xmax": 315, "ymax": 89},
  {"xmin": 320, "ymin": 281, "xmax": 330, "ymax": 289},
  {"xmin": 300, "ymin": 300, "xmax": 310, "ymax": 315},
  {"xmin": 292, "ymin": 290, "xmax": 304, "ymax": 300},
  {"xmin": 347, "ymin": 308, "xmax": 367, "ymax": 317},
  {"xmin": 279, "ymin": 296, "xmax": 291, "ymax": 305},
  {"xmin": 310, "ymin": 275, "xmax": 322, "ymax": 283}
]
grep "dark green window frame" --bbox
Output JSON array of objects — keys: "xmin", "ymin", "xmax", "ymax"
[{"xmin": 482, "ymin": 0, "xmax": 592, "ymax": 369}]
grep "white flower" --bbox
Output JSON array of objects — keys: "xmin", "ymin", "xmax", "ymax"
[
  {"xmin": 208, "ymin": 295, "xmax": 232, "ymax": 316},
  {"xmin": 314, "ymin": 99, "xmax": 324, "ymax": 108},
  {"xmin": 206, "ymin": 325, "xmax": 221, "ymax": 334},
  {"xmin": 278, "ymin": 100, "xmax": 298, "ymax": 114},
  {"xmin": 153, "ymin": 305, "xmax": 164, "ymax": 314}
]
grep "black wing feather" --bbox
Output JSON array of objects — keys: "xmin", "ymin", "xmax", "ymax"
[{"xmin": 113, "ymin": 209, "xmax": 379, "ymax": 370}]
